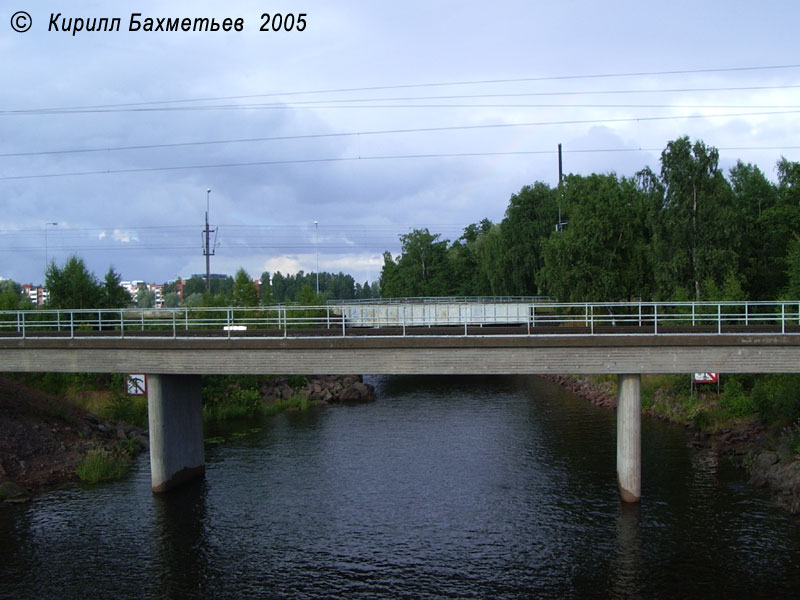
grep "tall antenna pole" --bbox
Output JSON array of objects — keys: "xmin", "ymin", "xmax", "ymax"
[
  {"xmin": 204, "ymin": 188, "xmax": 213, "ymax": 293},
  {"xmin": 557, "ymin": 143, "xmax": 564, "ymax": 232},
  {"xmin": 558, "ymin": 143, "xmax": 563, "ymax": 185}
]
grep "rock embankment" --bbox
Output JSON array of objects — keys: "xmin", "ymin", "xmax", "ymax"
[
  {"xmin": 543, "ymin": 374, "xmax": 617, "ymax": 409},
  {"xmin": 261, "ymin": 375, "xmax": 376, "ymax": 404},
  {"xmin": 0, "ymin": 377, "xmax": 147, "ymax": 502},
  {"xmin": 748, "ymin": 451, "xmax": 800, "ymax": 514}
]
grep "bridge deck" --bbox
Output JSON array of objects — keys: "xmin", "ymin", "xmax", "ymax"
[{"xmin": 2, "ymin": 332, "xmax": 799, "ymax": 375}]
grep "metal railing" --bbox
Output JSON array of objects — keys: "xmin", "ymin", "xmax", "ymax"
[{"xmin": 0, "ymin": 300, "xmax": 799, "ymax": 340}]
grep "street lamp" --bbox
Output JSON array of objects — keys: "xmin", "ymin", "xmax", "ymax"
[
  {"xmin": 44, "ymin": 221, "xmax": 58, "ymax": 277},
  {"xmin": 314, "ymin": 220, "xmax": 319, "ymax": 294}
]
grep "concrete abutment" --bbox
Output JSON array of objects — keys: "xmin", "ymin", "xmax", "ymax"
[{"xmin": 147, "ymin": 374, "xmax": 205, "ymax": 493}]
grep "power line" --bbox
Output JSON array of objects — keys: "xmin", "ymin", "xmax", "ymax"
[
  {"xmin": 5, "ymin": 101, "xmax": 800, "ymax": 159},
  {"xmin": 2, "ymin": 111, "xmax": 799, "ymax": 182},
  {"xmin": 3, "ymin": 63, "xmax": 799, "ymax": 114},
  {"xmin": 5, "ymin": 84, "xmax": 800, "ymax": 117}
]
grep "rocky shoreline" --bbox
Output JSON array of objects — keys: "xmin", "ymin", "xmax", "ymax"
[
  {"xmin": 543, "ymin": 374, "xmax": 800, "ymax": 515},
  {"xmin": 261, "ymin": 375, "xmax": 376, "ymax": 405},
  {"xmin": 0, "ymin": 374, "xmax": 374, "ymax": 501}
]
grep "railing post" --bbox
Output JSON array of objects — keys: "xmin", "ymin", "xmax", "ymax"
[
  {"xmin": 692, "ymin": 303, "xmax": 695, "ymax": 327},
  {"xmin": 654, "ymin": 304, "xmax": 658, "ymax": 335},
  {"xmin": 717, "ymin": 304, "xmax": 722, "ymax": 335},
  {"xmin": 120, "ymin": 310, "xmax": 125, "ymax": 338},
  {"xmin": 141, "ymin": 310, "xmax": 145, "ymax": 331},
  {"xmin": 638, "ymin": 303, "xmax": 642, "ymax": 327},
  {"xmin": 342, "ymin": 311, "xmax": 346, "ymax": 337},
  {"xmin": 227, "ymin": 309, "xmax": 232, "ymax": 338},
  {"xmin": 585, "ymin": 303, "xmax": 589, "ymax": 328},
  {"xmin": 782, "ymin": 304, "xmax": 786, "ymax": 334},
  {"xmin": 172, "ymin": 310, "xmax": 176, "ymax": 339},
  {"xmin": 185, "ymin": 308, "xmax": 189, "ymax": 330},
  {"xmin": 283, "ymin": 308, "xmax": 287, "ymax": 338},
  {"xmin": 326, "ymin": 307, "xmax": 330, "ymax": 329},
  {"xmin": 70, "ymin": 312, "xmax": 74, "ymax": 339},
  {"xmin": 590, "ymin": 305, "xmax": 594, "ymax": 335},
  {"xmin": 402, "ymin": 305, "xmax": 406, "ymax": 337},
  {"xmin": 21, "ymin": 311, "xmax": 25, "ymax": 339}
]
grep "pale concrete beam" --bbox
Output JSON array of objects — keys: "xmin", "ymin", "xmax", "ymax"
[
  {"xmin": 147, "ymin": 374, "xmax": 205, "ymax": 493},
  {"xmin": 617, "ymin": 374, "xmax": 642, "ymax": 503}
]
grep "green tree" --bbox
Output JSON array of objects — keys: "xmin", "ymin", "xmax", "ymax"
[
  {"xmin": 0, "ymin": 280, "xmax": 32, "ymax": 310},
  {"xmin": 538, "ymin": 173, "xmax": 651, "ymax": 301},
  {"xmin": 232, "ymin": 268, "xmax": 259, "ymax": 307},
  {"xmin": 379, "ymin": 228, "xmax": 450, "ymax": 297},
  {"xmin": 46, "ymin": 255, "xmax": 103, "ymax": 309},
  {"xmin": 102, "ymin": 267, "xmax": 130, "ymax": 308},
  {"xmin": 656, "ymin": 137, "xmax": 740, "ymax": 300},
  {"xmin": 297, "ymin": 283, "xmax": 322, "ymax": 306},
  {"xmin": 136, "ymin": 288, "xmax": 156, "ymax": 308},
  {"xmin": 495, "ymin": 183, "xmax": 558, "ymax": 295},
  {"xmin": 729, "ymin": 161, "xmax": 781, "ymax": 299},
  {"xmin": 163, "ymin": 292, "xmax": 181, "ymax": 308}
]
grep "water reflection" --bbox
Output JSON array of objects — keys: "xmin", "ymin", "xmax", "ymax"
[
  {"xmin": 153, "ymin": 479, "xmax": 209, "ymax": 599},
  {"xmin": 609, "ymin": 502, "xmax": 643, "ymax": 598}
]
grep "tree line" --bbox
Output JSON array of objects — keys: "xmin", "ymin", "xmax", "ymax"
[
  {"xmin": 380, "ymin": 136, "xmax": 800, "ymax": 302},
  {"xmin": 0, "ymin": 259, "xmax": 379, "ymax": 310}
]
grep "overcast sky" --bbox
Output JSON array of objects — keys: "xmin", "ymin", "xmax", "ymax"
[{"xmin": 2, "ymin": 0, "xmax": 799, "ymax": 286}]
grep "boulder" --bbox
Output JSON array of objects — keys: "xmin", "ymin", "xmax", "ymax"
[{"xmin": 0, "ymin": 481, "xmax": 31, "ymax": 503}]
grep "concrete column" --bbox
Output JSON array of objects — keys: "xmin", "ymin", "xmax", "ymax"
[
  {"xmin": 147, "ymin": 374, "xmax": 205, "ymax": 493},
  {"xmin": 616, "ymin": 374, "xmax": 641, "ymax": 503}
]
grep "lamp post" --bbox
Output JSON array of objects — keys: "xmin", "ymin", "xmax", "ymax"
[
  {"xmin": 314, "ymin": 220, "xmax": 319, "ymax": 294},
  {"xmin": 44, "ymin": 221, "xmax": 58, "ymax": 277}
]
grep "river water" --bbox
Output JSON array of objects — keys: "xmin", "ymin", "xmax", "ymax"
[{"xmin": 2, "ymin": 375, "xmax": 799, "ymax": 599}]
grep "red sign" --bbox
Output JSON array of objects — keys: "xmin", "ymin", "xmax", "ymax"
[{"xmin": 693, "ymin": 373, "xmax": 719, "ymax": 383}]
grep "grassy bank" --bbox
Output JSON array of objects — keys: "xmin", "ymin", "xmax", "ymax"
[{"xmin": 587, "ymin": 373, "xmax": 800, "ymax": 458}]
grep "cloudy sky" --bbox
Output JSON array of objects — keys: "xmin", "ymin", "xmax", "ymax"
[{"xmin": 2, "ymin": 0, "xmax": 799, "ymax": 286}]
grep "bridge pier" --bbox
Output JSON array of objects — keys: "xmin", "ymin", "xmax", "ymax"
[
  {"xmin": 616, "ymin": 374, "xmax": 641, "ymax": 503},
  {"xmin": 147, "ymin": 374, "xmax": 205, "ymax": 493}
]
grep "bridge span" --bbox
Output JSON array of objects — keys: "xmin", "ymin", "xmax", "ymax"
[{"xmin": 2, "ymin": 300, "xmax": 800, "ymax": 501}]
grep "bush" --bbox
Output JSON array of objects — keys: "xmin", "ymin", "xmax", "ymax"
[
  {"xmin": 752, "ymin": 375, "xmax": 800, "ymax": 428},
  {"xmin": 105, "ymin": 393, "xmax": 148, "ymax": 428},
  {"xmin": 719, "ymin": 378, "xmax": 756, "ymax": 418}
]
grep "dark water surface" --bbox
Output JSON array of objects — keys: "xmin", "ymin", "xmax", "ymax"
[{"xmin": 2, "ymin": 375, "xmax": 799, "ymax": 599}]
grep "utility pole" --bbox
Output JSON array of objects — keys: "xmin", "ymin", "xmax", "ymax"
[
  {"xmin": 203, "ymin": 188, "xmax": 216, "ymax": 293},
  {"xmin": 314, "ymin": 220, "xmax": 319, "ymax": 294},
  {"xmin": 556, "ymin": 143, "xmax": 565, "ymax": 233}
]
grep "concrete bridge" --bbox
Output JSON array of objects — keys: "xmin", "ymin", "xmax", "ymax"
[{"xmin": 2, "ymin": 299, "xmax": 800, "ymax": 502}]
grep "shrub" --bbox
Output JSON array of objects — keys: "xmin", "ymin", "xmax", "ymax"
[
  {"xmin": 719, "ymin": 378, "xmax": 756, "ymax": 418},
  {"xmin": 751, "ymin": 375, "xmax": 800, "ymax": 428},
  {"xmin": 106, "ymin": 393, "xmax": 148, "ymax": 428}
]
